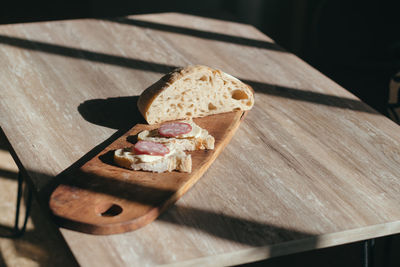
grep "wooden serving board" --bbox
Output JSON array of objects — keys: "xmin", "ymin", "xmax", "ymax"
[{"xmin": 49, "ymin": 111, "xmax": 247, "ymax": 235}]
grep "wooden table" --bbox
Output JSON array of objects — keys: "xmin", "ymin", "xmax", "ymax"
[{"xmin": 1, "ymin": 12, "xmax": 400, "ymax": 266}]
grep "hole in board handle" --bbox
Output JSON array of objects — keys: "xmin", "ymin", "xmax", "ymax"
[{"xmin": 96, "ymin": 203, "xmax": 123, "ymax": 217}]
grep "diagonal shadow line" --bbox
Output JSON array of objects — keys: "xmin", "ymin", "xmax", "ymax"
[
  {"xmin": 0, "ymin": 34, "xmax": 377, "ymax": 115},
  {"xmin": 0, "ymin": 168, "xmax": 18, "ymax": 180},
  {"xmin": 51, "ymin": 176, "xmax": 314, "ymax": 250},
  {"xmin": 38, "ymin": 166, "xmax": 312, "ymax": 247},
  {"xmin": 31, "ymin": 160, "xmax": 311, "ymax": 247},
  {"xmin": 159, "ymin": 205, "xmax": 312, "ymax": 248},
  {"xmin": 103, "ymin": 17, "xmax": 286, "ymax": 52},
  {"xmin": 55, "ymin": 168, "xmax": 176, "ymax": 207},
  {"xmin": 39, "ymin": 130, "xmax": 133, "ymax": 204},
  {"xmin": 243, "ymin": 80, "xmax": 379, "ymax": 114},
  {"xmin": 0, "ymin": 34, "xmax": 178, "ymax": 73}
]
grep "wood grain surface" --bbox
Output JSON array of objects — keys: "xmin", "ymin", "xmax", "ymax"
[
  {"xmin": 49, "ymin": 111, "xmax": 246, "ymax": 235},
  {"xmin": 1, "ymin": 12, "xmax": 400, "ymax": 266}
]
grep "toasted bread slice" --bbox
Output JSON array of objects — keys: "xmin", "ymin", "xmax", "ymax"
[{"xmin": 137, "ymin": 65, "xmax": 254, "ymax": 124}]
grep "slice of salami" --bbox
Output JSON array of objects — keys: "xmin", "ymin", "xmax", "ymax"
[
  {"xmin": 159, "ymin": 122, "xmax": 192, "ymax": 137},
  {"xmin": 134, "ymin": 141, "xmax": 169, "ymax": 156}
]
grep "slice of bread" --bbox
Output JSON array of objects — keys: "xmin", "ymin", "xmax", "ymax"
[
  {"xmin": 137, "ymin": 119, "xmax": 214, "ymax": 151},
  {"xmin": 114, "ymin": 146, "xmax": 192, "ymax": 173},
  {"xmin": 137, "ymin": 65, "xmax": 254, "ymax": 124}
]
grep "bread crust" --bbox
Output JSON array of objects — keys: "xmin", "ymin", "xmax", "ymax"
[{"xmin": 137, "ymin": 73, "xmax": 173, "ymax": 122}]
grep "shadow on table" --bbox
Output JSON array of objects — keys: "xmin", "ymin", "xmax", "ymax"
[
  {"xmin": 24, "ymin": 160, "xmax": 398, "ymax": 267},
  {"xmin": 0, "ymin": 34, "xmax": 177, "ymax": 74},
  {"xmin": 45, "ymin": 167, "xmax": 315, "ymax": 250},
  {"xmin": 242, "ymin": 80, "xmax": 379, "ymax": 114},
  {"xmin": 78, "ymin": 95, "xmax": 145, "ymax": 130},
  {"xmin": 0, "ymin": 22, "xmax": 380, "ymax": 115},
  {"xmin": 103, "ymin": 17, "xmax": 285, "ymax": 52},
  {"xmin": 159, "ymin": 204, "xmax": 311, "ymax": 248}
]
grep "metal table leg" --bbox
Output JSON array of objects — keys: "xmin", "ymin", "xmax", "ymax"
[
  {"xmin": 362, "ymin": 238, "xmax": 375, "ymax": 267},
  {"xmin": 13, "ymin": 172, "xmax": 33, "ymax": 237}
]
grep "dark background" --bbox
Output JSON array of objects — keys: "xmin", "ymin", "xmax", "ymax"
[{"xmin": 1, "ymin": 0, "xmax": 399, "ymax": 115}]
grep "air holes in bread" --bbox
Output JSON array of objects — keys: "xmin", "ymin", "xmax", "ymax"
[
  {"xmin": 208, "ymin": 103, "xmax": 217, "ymax": 110},
  {"xmin": 232, "ymin": 90, "xmax": 248, "ymax": 100},
  {"xmin": 137, "ymin": 65, "xmax": 254, "ymax": 124},
  {"xmin": 199, "ymin": 75, "xmax": 208, "ymax": 81}
]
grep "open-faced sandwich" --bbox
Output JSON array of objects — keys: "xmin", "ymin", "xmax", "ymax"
[
  {"xmin": 114, "ymin": 65, "xmax": 254, "ymax": 173},
  {"xmin": 114, "ymin": 141, "xmax": 192, "ymax": 173},
  {"xmin": 138, "ymin": 119, "xmax": 214, "ymax": 151}
]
